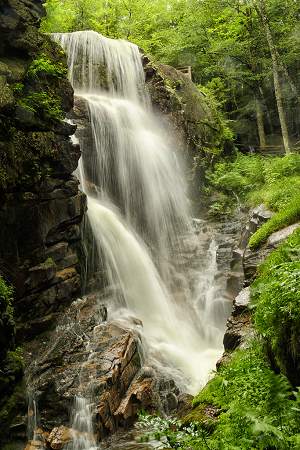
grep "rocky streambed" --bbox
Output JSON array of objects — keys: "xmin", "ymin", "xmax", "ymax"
[
  {"xmin": 7, "ymin": 202, "xmax": 300, "ymax": 450},
  {"xmin": 9, "ymin": 213, "xmax": 245, "ymax": 450}
]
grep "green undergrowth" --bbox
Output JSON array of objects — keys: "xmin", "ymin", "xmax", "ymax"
[
  {"xmin": 248, "ymin": 196, "xmax": 300, "ymax": 249},
  {"xmin": 0, "ymin": 276, "xmax": 14, "ymax": 319},
  {"xmin": 206, "ymin": 152, "xmax": 300, "ymax": 246},
  {"xmin": 250, "ymin": 227, "xmax": 300, "ymax": 376},
  {"xmin": 16, "ymin": 91, "xmax": 63, "ymax": 123},
  {"xmin": 136, "ymin": 339, "xmax": 300, "ymax": 449}
]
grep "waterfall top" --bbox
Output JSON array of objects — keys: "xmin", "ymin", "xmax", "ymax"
[{"xmin": 53, "ymin": 30, "xmax": 147, "ymax": 103}]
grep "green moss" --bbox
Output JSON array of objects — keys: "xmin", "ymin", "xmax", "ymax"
[
  {"xmin": 132, "ymin": 353, "xmax": 141, "ymax": 368},
  {"xmin": 181, "ymin": 403, "xmax": 217, "ymax": 433},
  {"xmin": 249, "ymin": 196, "xmax": 300, "ymax": 250}
]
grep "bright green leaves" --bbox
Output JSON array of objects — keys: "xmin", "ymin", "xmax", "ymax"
[
  {"xmin": 250, "ymin": 227, "xmax": 300, "ymax": 381},
  {"xmin": 136, "ymin": 343, "xmax": 300, "ymax": 449},
  {"xmin": 252, "ymin": 261, "xmax": 300, "ymax": 338},
  {"xmin": 14, "ymin": 54, "xmax": 66, "ymax": 124},
  {"xmin": 251, "ymin": 228, "xmax": 300, "ymax": 351},
  {"xmin": 16, "ymin": 92, "xmax": 63, "ymax": 123},
  {"xmin": 26, "ymin": 54, "xmax": 67, "ymax": 79},
  {"xmin": 0, "ymin": 276, "xmax": 14, "ymax": 319}
]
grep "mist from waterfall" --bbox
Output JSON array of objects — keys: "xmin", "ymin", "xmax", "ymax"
[{"xmin": 54, "ymin": 30, "xmax": 229, "ymax": 396}]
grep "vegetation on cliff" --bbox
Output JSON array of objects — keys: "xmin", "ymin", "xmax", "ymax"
[
  {"xmin": 137, "ymin": 338, "xmax": 300, "ymax": 449},
  {"xmin": 204, "ymin": 152, "xmax": 300, "ymax": 241},
  {"xmin": 251, "ymin": 228, "xmax": 300, "ymax": 384},
  {"xmin": 136, "ymin": 230, "xmax": 300, "ymax": 449}
]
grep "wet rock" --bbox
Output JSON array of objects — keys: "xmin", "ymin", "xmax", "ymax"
[
  {"xmin": 223, "ymin": 295, "xmax": 253, "ymax": 354},
  {"xmin": 114, "ymin": 378, "xmax": 153, "ymax": 425},
  {"xmin": 220, "ymin": 208, "xmax": 299, "ymax": 369},
  {"xmin": 0, "ymin": 74, "xmax": 14, "ymax": 110},
  {"xmin": 47, "ymin": 425, "xmax": 72, "ymax": 449},
  {"xmin": 0, "ymin": 0, "xmax": 88, "ymax": 445},
  {"xmin": 232, "ymin": 287, "xmax": 251, "ymax": 316},
  {"xmin": 23, "ymin": 297, "xmax": 180, "ymax": 446},
  {"xmin": 230, "ymin": 248, "xmax": 244, "ymax": 271},
  {"xmin": 226, "ymin": 271, "xmax": 244, "ymax": 297}
]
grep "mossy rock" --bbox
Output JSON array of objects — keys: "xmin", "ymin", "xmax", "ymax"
[
  {"xmin": 181, "ymin": 402, "xmax": 219, "ymax": 433},
  {"xmin": 131, "ymin": 352, "xmax": 141, "ymax": 368}
]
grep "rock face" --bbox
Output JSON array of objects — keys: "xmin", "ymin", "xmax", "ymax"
[
  {"xmin": 142, "ymin": 55, "xmax": 235, "ymax": 204},
  {"xmin": 0, "ymin": 0, "xmax": 86, "ymax": 444},
  {"xmin": 21, "ymin": 295, "xmax": 179, "ymax": 449},
  {"xmin": 225, "ymin": 204, "xmax": 274, "ymax": 297}
]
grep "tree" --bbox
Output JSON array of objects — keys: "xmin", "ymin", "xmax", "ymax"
[{"xmin": 253, "ymin": 0, "xmax": 291, "ymax": 154}]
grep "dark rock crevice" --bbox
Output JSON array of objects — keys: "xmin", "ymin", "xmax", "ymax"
[{"xmin": 0, "ymin": 1, "xmax": 88, "ymax": 445}]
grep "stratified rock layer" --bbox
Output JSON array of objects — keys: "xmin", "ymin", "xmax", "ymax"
[
  {"xmin": 0, "ymin": 0, "xmax": 86, "ymax": 444},
  {"xmin": 23, "ymin": 296, "xmax": 179, "ymax": 449}
]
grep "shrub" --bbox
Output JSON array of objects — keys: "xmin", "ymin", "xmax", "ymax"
[
  {"xmin": 136, "ymin": 342, "xmax": 300, "ymax": 449},
  {"xmin": 0, "ymin": 276, "xmax": 14, "ymax": 318},
  {"xmin": 16, "ymin": 92, "xmax": 63, "ymax": 123},
  {"xmin": 25, "ymin": 53, "xmax": 67, "ymax": 79},
  {"xmin": 250, "ymin": 228, "xmax": 300, "ymax": 367}
]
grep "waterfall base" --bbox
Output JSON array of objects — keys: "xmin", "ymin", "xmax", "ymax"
[{"xmin": 19, "ymin": 215, "xmax": 245, "ymax": 449}]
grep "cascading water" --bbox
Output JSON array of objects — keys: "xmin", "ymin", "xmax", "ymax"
[{"xmin": 50, "ymin": 30, "xmax": 232, "ymax": 448}]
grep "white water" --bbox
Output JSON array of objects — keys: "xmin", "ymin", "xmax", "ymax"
[{"xmin": 54, "ymin": 30, "xmax": 230, "ymax": 448}]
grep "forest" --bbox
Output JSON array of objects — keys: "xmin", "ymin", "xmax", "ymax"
[
  {"xmin": 42, "ymin": 0, "xmax": 300, "ymax": 154},
  {"xmin": 1, "ymin": 0, "xmax": 300, "ymax": 449}
]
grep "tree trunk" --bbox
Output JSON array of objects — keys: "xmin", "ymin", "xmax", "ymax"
[
  {"xmin": 256, "ymin": 0, "xmax": 291, "ymax": 154},
  {"xmin": 255, "ymin": 93, "xmax": 266, "ymax": 147}
]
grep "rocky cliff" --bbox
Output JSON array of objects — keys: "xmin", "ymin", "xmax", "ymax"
[
  {"xmin": 219, "ymin": 205, "xmax": 300, "ymax": 380},
  {"xmin": 142, "ymin": 55, "xmax": 235, "ymax": 205},
  {"xmin": 0, "ymin": 0, "xmax": 86, "ymax": 444}
]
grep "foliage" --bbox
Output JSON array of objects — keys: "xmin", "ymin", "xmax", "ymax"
[
  {"xmin": 25, "ymin": 53, "xmax": 67, "ymax": 79},
  {"xmin": 250, "ymin": 227, "xmax": 300, "ymax": 366},
  {"xmin": 0, "ymin": 276, "xmax": 14, "ymax": 318},
  {"xmin": 10, "ymin": 83, "xmax": 24, "ymax": 92},
  {"xmin": 206, "ymin": 151, "xmax": 300, "ymax": 219},
  {"xmin": 135, "ymin": 409, "xmax": 213, "ymax": 449},
  {"xmin": 41, "ymin": 0, "xmax": 300, "ymax": 148},
  {"xmin": 137, "ymin": 341, "xmax": 300, "ymax": 449},
  {"xmin": 16, "ymin": 92, "xmax": 63, "ymax": 123},
  {"xmin": 249, "ymin": 196, "xmax": 300, "ymax": 249}
]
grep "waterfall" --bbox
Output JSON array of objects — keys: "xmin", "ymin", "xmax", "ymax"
[{"xmin": 51, "ymin": 30, "xmax": 231, "ymax": 445}]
